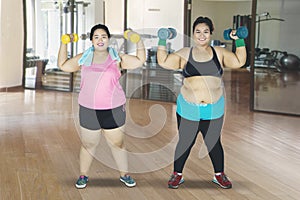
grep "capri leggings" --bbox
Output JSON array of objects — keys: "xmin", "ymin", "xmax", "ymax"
[{"xmin": 174, "ymin": 94, "xmax": 225, "ymax": 173}]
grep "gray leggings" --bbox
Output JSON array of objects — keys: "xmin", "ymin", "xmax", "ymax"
[{"xmin": 174, "ymin": 113, "xmax": 224, "ymax": 173}]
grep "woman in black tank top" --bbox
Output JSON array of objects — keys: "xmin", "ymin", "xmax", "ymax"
[{"xmin": 157, "ymin": 16, "xmax": 247, "ymax": 190}]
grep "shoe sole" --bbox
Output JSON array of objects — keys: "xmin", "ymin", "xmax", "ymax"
[
  {"xmin": 212, "ymin": 179, "xmax": 232, "ymax": 189},
  {"xmin": 75, "ymin": 183, "xmax": 87, "ymax": 189},
  {"xmin": 168, "ymin": 178, "xmax": 184, "ymax": 189},
  {"xmin": 120, "ymin": 178, "xmax": 136, "ymax": 187}
]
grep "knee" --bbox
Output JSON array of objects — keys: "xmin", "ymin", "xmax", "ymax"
[
  {"xmin": 103, "ymin": 128, "xmax": 125, "ymax": 149},
  {"xmin": 81, "ymin": 136, "xmax": 100, "ymax": 150},
  {"xmin": 108, "ymin": 138, "xmax": 124, "ymax": 149},
  {"xmin": 205, "ymin": 138, "xmax": 222, "ymax": 153}
]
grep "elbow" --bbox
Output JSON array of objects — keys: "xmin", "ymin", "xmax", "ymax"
[
  {"xmin": 140, "ymin": 54, "xmax": 147, "ymax": 64},
  {"xmin": 157, "ymin": 57, "xmax": 170, "ymax": 69},
  {"xmin": 239, "ymin": 58, "xmax": 247, "ymax": 67},
  {"xmin": 157, "ymin": 58, "xmax": 165, "ymax": 67},
  {"xmin": 158, "ymin": 61, "xmax": 165, "ymax": 67},
  {"xmin": 135, "ymin": 53, "xmax": 146, "ymax": 66},
  {"xmin": 137, "ymin": 60, "xmax": 145, "ymax": 68},
  {"xmin": 130, "ymin": 60, "xmax": 145, "ymax": 69},
  {"xmin": 57, "ymin": 62, "xmax": 65, "ymax": 71},
  {"xmin": 157, "ymin": 61, "xmax": 169, "ymax": 69},
  {"xmin": 136, "ymin": 54, "xmax": 146, "ymax": 67},
  {"xmin": 57, "ymin": 62, "xmax": 63, "ymax": 70}
]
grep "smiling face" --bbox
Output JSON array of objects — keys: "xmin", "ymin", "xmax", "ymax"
[
  {"xmin": 193, "ymin": 23, "xmax": 211, "ymax": 46},
  {"xmin": 91, "ymin": 29, "xmax": 110, "ymax": 51}
]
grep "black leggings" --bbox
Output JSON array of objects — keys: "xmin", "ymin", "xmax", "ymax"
[{"xmin": 174, "ymin": 113, "xmax": 224, "ymax": 173}]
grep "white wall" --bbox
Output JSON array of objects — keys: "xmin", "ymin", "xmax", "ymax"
[
  {"xmin": 93, "ymin": 0, "xmax": 104, "ymax": 24},
  {"xmin": 257, "ymin": 0, "xmax": 300, "ymax": 56},
  {"xmin": 127, "ymin": 0, "xmax": 185, "ymax": 51},
  {"xmin": 104, "ymin": 0, "xmax": 124, "ymax": 34},
  {"xmin": 0, "ymin": 0, "xmax": 24, "ymax": 88},
  {"xmin": 279, "ymin": 0, "xmax": 300, "ymax": 56}
]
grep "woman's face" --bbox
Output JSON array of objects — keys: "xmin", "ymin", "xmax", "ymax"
[
  {"xmin": 91, "ymin": 29, "xmax": 109, "ymax": 51},
  {"xmin": 193, "ymin": 23, "xmax": 211, "ymax": 46}
]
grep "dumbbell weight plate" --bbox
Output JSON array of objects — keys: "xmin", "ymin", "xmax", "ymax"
[
  {"xmin": 168, "ymin": 28, "xmax": 177, "ymax": 39},
  {"xmin": 124, "ymin": 30, "xmax": 131, "ymax": 39},
  {"xmin": 73, "ymin": 33, "xmax": 79, "ymax": 42},
  {"xmin": 129, "ymin": 33, "xmax": 140, "ymax": 43},
  {"xmin": 61, "ymin": 34, "xmax": 71, "ymax": 44},
  {"xmin": 124, "ymin": 30, "xmax": 140, "ymax": 43},
  {"xmin": 157, "ymin": 28, "xmax": 170, "ymax": 40},
  {"xmin": 223, "ymin": 29, "xmax": 232, "ymax": 40},
  {"xmin": 236, "ymin": 26, "xmax": 248, "ymax": 39}
]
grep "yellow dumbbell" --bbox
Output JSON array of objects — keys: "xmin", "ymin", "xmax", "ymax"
[
  {"xmin": 61, "ymin": 33, "xmax": 79, "ymax": 44},
  {"xmin": 124, "ymin": 30, "xmax": 140, "ymax": 43}
]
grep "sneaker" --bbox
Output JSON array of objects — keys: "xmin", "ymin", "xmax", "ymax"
[
  {"xmin": 168, "ymin": 172, "xmax": 185, "ymax": 189},
  {"xmin": 75, "ymin": 175, "xmax": 88, "ymax": 189},
  {"xmin": 120, "ymin": 175, "xmax": 136, "ymax": 187},
  {"xmin": 212, "ymin": 172, "xmax": 232, "ymax": 189}
]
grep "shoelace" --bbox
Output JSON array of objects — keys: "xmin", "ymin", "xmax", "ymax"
[
  {"xmin": 126, "ymin": 176, "xmax": 131, "ymax": 181},
  {"xmin": 170, "ymin": 174, "xmax": 180, "ymax": 182},
  {"xmin": 123, "ymin": 175, "xmax": 133, "ymax": 182},
  {"xmin": 220, "ymin": 174, "xmax": 229, "ymax": 183}
]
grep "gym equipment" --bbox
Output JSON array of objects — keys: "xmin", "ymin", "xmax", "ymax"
[
  {"xmin": 223, "ymin": 26, "xmax": 248, "ymax": 40},
  {"xmin": 61, "ymin": 33, "xmax": 79, "ymax": 44},
  {"xmin": 277, "ymin": 53, "xmax": 300, "ymax": 71},
  {"xmin": 157, "ymin": 28, "xmax": 177, "ymax": 40},
  {"xmin": 124, "ymin": 30, "xmax": 140, "ymax": 43},
  {"xmin": 258, "ymin": 50, "xmax": 300, "ymax": 72}
]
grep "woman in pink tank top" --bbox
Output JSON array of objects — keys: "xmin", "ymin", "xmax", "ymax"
[{"xmin": 58, "ymin": 24, "xmax": 146, "ymax": 189}]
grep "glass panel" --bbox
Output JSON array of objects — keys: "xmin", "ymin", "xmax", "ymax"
[
  {"xmin": 25, "ymin": 0, "xmax": 94, "ymax": 91},
  {"xmin": 253, "ymin": 0, "xmax": 300, "ymax": 115}
]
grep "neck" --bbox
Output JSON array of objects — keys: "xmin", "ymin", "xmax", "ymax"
[
  {"xmin": 194, "ymin": 44, "xmax": 210, "ymax": 51},
  {"xmin": 94, "ymin": 49, "xmax": 108, "ymax": 56}
]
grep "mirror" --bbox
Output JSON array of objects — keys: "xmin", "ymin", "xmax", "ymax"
[
  {"xmin": 24, "ymin": 0, "xmax": 94, "ymax": 91},
  {"xmin": 253, "ymin": 0, "xmax": 300, "ymax": 115}
]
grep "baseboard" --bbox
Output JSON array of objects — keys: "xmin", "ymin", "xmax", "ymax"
[{"xmin": 0, "ymin": 86, "xmax": 24, "ymax": 92}]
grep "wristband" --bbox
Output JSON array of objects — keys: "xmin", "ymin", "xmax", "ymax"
[
  {"xmin": 235, "ymin": 39, "xmax": 245, "ymax": 47},
  {"xmin": 158, "ymin": 39, "xmax": 167, "ymax": 46}
]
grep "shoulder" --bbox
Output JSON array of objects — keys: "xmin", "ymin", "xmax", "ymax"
[
  {"xmin": 212, "ymin": 46, "xmax": 228, "ymax": 58},
  {"xmin": 174, "ymin": 47, "xmax": 191, "ymax": 59},
  {"xmin": 211, "ymin": 46, "xmax": 223, "ymax": 53},
  {"xmin": 74, "ymin": 53, "xmax": 84, "ymax": 61}
]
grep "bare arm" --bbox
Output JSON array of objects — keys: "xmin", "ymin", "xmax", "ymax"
[
  {"xmin": 221, "ymin": 45, "xmax": 247, "ymax": 69},
  {"xmin": 220, "ymin": 31, "xmax": 247, "ymax": 69},
  {"xmin": 57, "ymin": 43, "xmax": 82, "ymax": 72},
  {"xmin": 157, "ymin": 46, "xmax": 188, "ymax": 70},
  {"xmin": 120, "ymin": 37, "xmax": 146, "ymax": 69}
]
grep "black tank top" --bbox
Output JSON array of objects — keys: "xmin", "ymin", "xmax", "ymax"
[{"xmin": 182, "ymin": 47, "xmax": 223, "ymax": 78}]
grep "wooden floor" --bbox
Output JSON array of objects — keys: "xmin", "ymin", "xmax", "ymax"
[{"xmin": 1, "ymin": 69, "xmax": 300, "ymax": 200}]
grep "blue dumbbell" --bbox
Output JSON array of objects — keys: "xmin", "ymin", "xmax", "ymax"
[
  {"xmin": 223, "ymin": 26, "xmax": 248, "ymax": 40},
  {"xmin": 157, "ymin": 28, "xmax": 177, "ymax": 40}
]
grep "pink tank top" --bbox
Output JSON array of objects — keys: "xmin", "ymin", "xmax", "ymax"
[{"xmin": 78, "ymin": 55, "xmax": 126, "ymax": 109}]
